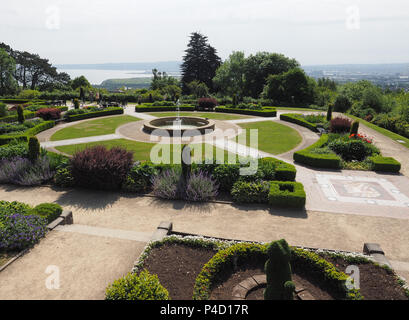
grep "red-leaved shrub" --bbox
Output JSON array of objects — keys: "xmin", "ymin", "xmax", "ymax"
[
  {"xmin": 70, "ymin": 146, "xmax": 134, "ymax": 190},
  {"xmin": 197, "ymin": 98, "xmax": 217, "ymax": 110},
  {"xmin": 36, "ymin": 108, "xmax": 62, "ymax": 120},
  {"xmin": 329, "ymin": 117, "xmax": 352, "ymax": 133}
]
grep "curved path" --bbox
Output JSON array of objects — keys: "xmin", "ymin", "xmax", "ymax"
[{"xmin": 1, "ymin": 107, "xmax": 409, "ymax": 299}]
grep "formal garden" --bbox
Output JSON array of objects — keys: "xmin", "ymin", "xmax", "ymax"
[{"xmin": 1, "ymin": 33, "xmax": 409, "ymax": 302}]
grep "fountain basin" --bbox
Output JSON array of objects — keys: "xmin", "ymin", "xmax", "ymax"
[{"xmin": 143, "ymin": 116, "xmax": 216, "ymax": 137}]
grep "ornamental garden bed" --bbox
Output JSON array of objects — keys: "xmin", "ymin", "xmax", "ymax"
[
  {"xmin": 0, "ymin": 200, "xmax": 64, "ymax": 268},
  {"xmin": 107, "ymin": 236, "xmax": 409, "ymax": 300},
  {"xmin": 281, "ymin": 113, "xmax": 401, "ymax": 172}
]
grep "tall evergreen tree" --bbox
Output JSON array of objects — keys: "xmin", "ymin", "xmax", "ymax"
[{"xmin": 180, "ymin": 32, "xmax": 221, "ymax": 93}]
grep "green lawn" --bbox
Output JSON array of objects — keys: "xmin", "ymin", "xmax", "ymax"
[
  {"xmin": 51, "ymin": 115, "xmax": 140, "ymax": 141},
  {"xmin": 235, "ymin": 121, "xmax": 302, "ymax": 155},
  {"xmin": 146, "ymin": 112, "xmax": 255, "ymax": 120},
  {"xmin": 348, "ymin": 115, "xmax": 409, "ymax": 150},
  {"xmin": 55, "ymin": 139, "xmax": 240, "ymax": 163}
]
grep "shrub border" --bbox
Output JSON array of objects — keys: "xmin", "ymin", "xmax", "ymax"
[
  {"xmin": 268, "ymin": 181, "xmax": 306, "ymax": 208},
  {"xmin": 215, "ymin": 106, "xmax": 277, "ymax": 117},
  {"xmin": 280, "ymin": 113, "xmax": 319, "ymax": 132},
  {"xmin": 369, "ymin": 156, "xmax": 401, "ymax": 173},
  {"xmin": 0, "ymin": 120, "xmax": 55, "ymax": 146},
  {"xmin": 65, "ymin": 107, "xmax": 124, "ymax": 122},
  {"xmin": 293, "ymin": 134, "xmax": 342, "ymax": 169}
]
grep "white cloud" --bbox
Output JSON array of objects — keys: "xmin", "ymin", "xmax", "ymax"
[{"xmin": 0, "ymin": 0, "xmax": 408, "ymax": 64}]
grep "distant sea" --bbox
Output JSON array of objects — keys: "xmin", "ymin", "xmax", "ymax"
[{"xmin": 57, "ymin": 69, "xmax": 155, "ymax": 85}]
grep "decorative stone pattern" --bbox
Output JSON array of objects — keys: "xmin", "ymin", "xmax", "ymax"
[
  {"xmin": 316, "ymin": 174, "xmax": 409, "ymax": 208},
  {"xmin": 231, "ymin": 274, "xmax": 315, "ymax": 300}
]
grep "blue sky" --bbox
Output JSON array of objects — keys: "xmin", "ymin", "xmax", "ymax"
[{"xmin": 1, "ymin": 0, "xmax": 408, "ymax": 65}]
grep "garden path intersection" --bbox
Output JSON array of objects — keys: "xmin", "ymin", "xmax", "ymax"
[{"xmin": 1, "ymin": 106, "xmax": 409, "ymax": 299}]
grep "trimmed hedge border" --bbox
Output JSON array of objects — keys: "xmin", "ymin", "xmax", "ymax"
[
  {"xmin": 0, "ymin": 111, "xmax": 36, "ymax": 123},
  {"xmin": 135, "ymin": 105, "xmax": 195, "ymax": 112},
  {"xmin": 268, "ymin": 181, "xmax": 306, "ymax": 208},
  {"xmin": 293, "ymin": 134, "xmax": 342, "ymax": 169},
  {"xmin": 369, "ymin": 156, "xmax": 401, "ymax": 173},
  {"xmin": 65, "ymin": 107, "xmax": 124, "ymax": 122},
  {"xmin": 280, "ymin": 113, "xmax": 319, "ymax": 132},
  {"xmin": 215, "ymin": 106, "xmax": 277, "ymax": 117},
  {"xmin": 193, "ymin": 242, "xmax": 362, "ymax": 300},
  {"xmin": 0, "ymin": 121, "xmax": 55, "ymax": 145},
  {"xmin": 260, "ymin": 157, "xmax": 296, "ymax": 181}
]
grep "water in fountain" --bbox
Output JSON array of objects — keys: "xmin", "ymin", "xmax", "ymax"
[{"xmin": 173, "ymin": 99, "xmax": 182, "ymax": 129}]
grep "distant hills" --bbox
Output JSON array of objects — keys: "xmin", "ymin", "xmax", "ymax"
[{"xmin": 56, "ymin": 61, "xmax": 181, "ymax": 73}]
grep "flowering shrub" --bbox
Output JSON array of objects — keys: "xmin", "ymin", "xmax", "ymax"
[
  {"xmin": 328, "ymin": 138, "xmax": 380, "ymax": 161},
  {"xmin": 35, "ymin": 108, "xmax": 61, "ymax": 120},
  {"xmin": 71, "ymin": 146, "xmax": 134, "ymax": 190},
  {"xmin": 151, "ymin": 169, "xmax": 181, "ymax": 200},
  {"xmin": 0, "ymin": 156, "xmax": 54, "ymax": 186},
  {"xmin": 0, "ymin": 214, "xmax": 47, "ymax": 251},
  {"xmin": 185, "ymin": 171, "xmax": 218, "ymax": 202},
  {"xmin": 349, "ymin": 133, "xmax": 373, "ymax": 144},
  {"xmin": 197, "ymin": 98, "xmax": 217, "ymax": 110}
]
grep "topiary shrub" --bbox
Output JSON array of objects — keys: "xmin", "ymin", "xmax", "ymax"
[
  {"xmin": 31, "ymin": 203, "xmax": 62, "ymax": 223},
  {"xmin": 369, "ymin": 156, "xmax": 401, "ymax": 173},
  {"xmin": 181, "ymin": 145, "xmax": 192, "ymax": 185},
  {"xmin": 17, "ymin": 105, "xmax": 25, "ymax": 124},
  {"xmin": 105, "ymin": 270, "xmax": 170, "ymax": 300},
  {"xmin": 73, "ymin": 98, "xmax": 80, "ymax": 109},
  {"xmin": 28, "ymin": 136, "xmax": 40, "ymax": 162},
  {"xmin": 326, "ymin": 105, "xmax": 333, "ymax": 121},
  {"xmin": 264, "ymin": 239, "xmax": 295, "ymax": 300},
  {"xmin": 70, "ymin": 146, "xmax": 134, "ymax": 190},
  {"xmin": 350, "ymin": 120, "xmax": 360, "ymax": 136},
  {"xmin": 268, "ymin": 181, "xmax": 306, "ymax": 208}
]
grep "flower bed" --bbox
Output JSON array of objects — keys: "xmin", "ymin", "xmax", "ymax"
[
  {"xmin": 117, "ymin": 235, "xmax": 409, "ymax": 300},
  {"xmin": 0, "ymin": 201, "xmax": 63, "ymax": 252}
]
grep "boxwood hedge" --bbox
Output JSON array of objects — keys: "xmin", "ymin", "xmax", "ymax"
[
  {"xmin": 0, "ymin": 121, "xmax": 55, "ymax": 146},
  {"xmin": 215, "ymin": 106, "xmax": 277, "ymax": 117},
  {"xmin": 135, "ymin": 104, "xmax": 195, "ymax": 112},
  {"xmin": 280, "ymin": 113, "xmax": 319, "ymax": 132},
  {"xmin": 293, "ymin": 134, "xmax": 342, "ymax": 169},
  {"xmin": 369, "ymin": 156, "xmax": 401, "ymax": 173},
  {"xmin": 65, "ymin": 107, "xmax": 124, "ymax": 122},
  {"xmin": 268, "ymin": 181, "xmax": 306, "ymax": 208}
]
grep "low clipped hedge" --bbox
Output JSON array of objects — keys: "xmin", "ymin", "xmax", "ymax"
[
  {"xmin": 293, "ymin": 134, "xmax": 341, "ymax": 169},
  {"xmin": 369, "ymin": 156, "xmax": 401, "ymax": 173},
  {"xmin": 135, "ymin": 104, "xmax": 195, "ymax": 112},
  {"xmin": 31, "ymin": 203, "xmax": 63, "ymax": 223},
  {"xmin": 193, "ymin": 242, "xmax": 362, "ymax": 300},
  {"xmin": 280, "ymin": 113, "xmax": 319, "ymax": 132},
  {"xmin": 0, "ymin": 111, "xmax": 36, "ymax": 123},
  {"xmin": 215, "ymin": 106, "xmax": 277, "ymax": 117},
  {"xmin": 65, "ymin": 107, "xmax": 124, "ymax": 122},
  {"xmin": 268, "ymin": 181, "xmax": 306, "ymax": 208},
  {"xmin": 105, "ymin": 270, "xmax": 170, "ymax": 300},
  {"xmin": 0, "ymin": 121, "xmax": 55, "ymax": 146},
  {"xmin": 260, "ymin": 157, "xmax": 296, "ymax": 181}
]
